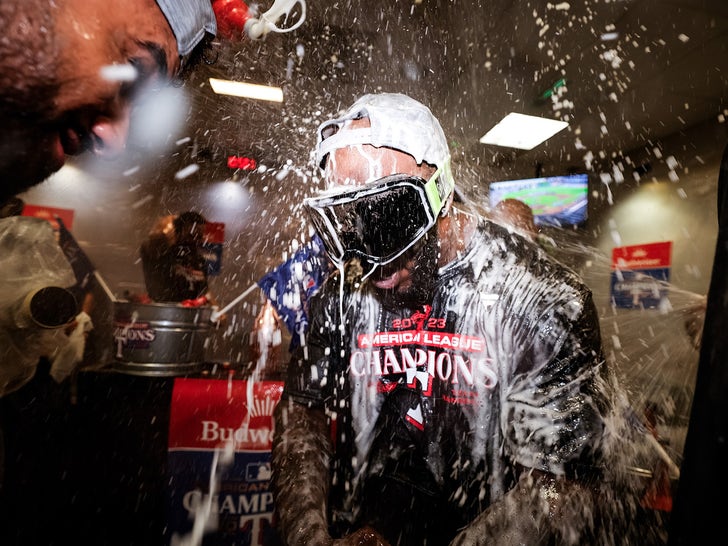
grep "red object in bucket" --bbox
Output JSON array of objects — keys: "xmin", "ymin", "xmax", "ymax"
[
  {"xmin": 180, "ymin": 296, "xmax": 209, "ymax": 307},
  {"xmin": 212, "ymin": 0, "xmax": 252, "ymax": 40}
]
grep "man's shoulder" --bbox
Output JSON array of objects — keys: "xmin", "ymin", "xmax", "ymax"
[{"xmin": 465, "ymin": 219, "xmax": 592, "ymax": 298}]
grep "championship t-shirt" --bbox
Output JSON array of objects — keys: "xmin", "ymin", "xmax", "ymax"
[{"xmin": 284, "ymin": 219, "xmax": 611, "ymax": 539}]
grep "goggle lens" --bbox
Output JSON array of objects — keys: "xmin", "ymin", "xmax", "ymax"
[{"xmin": 305, "ymin": 175, "xmax": 437, "ymax": 267}]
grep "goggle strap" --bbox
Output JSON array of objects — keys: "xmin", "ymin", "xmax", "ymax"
[
  {"xmin": 424, "ymin": 161, "xmax": 452, "ymax": 216},
  {"xmin": 317, "ymin": 127, "xmax": 375, "ymax": 165},
  {"xmin": 424, "ymin": 174, "xmax": 442, "ymax": 216},
  {"xmin": 441, "ymin": 160, "xmax": 455, "ymax": 214}
]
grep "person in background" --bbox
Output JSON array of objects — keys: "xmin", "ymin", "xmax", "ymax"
[
  {"xmin": 492, "ymin": 196, "xmax": 562, "ymax": 257},
  {"xmin": 271, "ymin": 93, "xmax": 662, "ymax": 545},
  {"xmin": 492, "ymin": 197, "xmax": 539, "ymax": 241},
  {"xmin": 0, "ymin": 0, "xmax": 218, "ymax": 203},
  {"xmin": 140, "ymin": 211, "xmax": 213, "ymax": 303}
]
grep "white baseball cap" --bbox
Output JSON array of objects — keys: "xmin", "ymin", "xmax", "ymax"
[
  {"xmin": 316, "ymin": 93, "xmax": 451, "ymax": 170},
  {"xmin": 315, "ymin": 92, "xmax": 455, "ymax": 208}
]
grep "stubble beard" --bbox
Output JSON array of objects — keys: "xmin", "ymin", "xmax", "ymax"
[
  {"xmin": 0, "ymin": 3, "xmax": 59, "ymax": 117},
  {"xmin": 374, "ymin": 232, "xmax": 440, "ymax": 310},
  {"xmin": 0, "ymin": 3, "xmax": 63, "ymax": 200}
]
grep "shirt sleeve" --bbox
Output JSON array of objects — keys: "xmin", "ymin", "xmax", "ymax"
[{"xmin": 502, "ymin": 280, "xmax": 610, "ymax": 477}]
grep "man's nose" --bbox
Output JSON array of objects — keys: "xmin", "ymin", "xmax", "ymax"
[{"xmin": 90, "ymin": 105, "xmax": 131, "ymax": 158}]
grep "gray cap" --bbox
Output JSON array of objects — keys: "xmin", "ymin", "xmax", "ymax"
[
  {"xmin": 316, "ymin": 93, "xmax": 451, "ymax": 169},
  {"xmin": 155, "ymin": 0, "xmax": 218, "ymax": 57}
]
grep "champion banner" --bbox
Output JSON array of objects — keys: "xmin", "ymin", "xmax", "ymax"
[
  {"xmin": 167, "ymin": 378, "xmax": 284, "ymax": 545},
  {"xmin": 610, "ymin": 241, "xmax": 673, "ymax": 309}
]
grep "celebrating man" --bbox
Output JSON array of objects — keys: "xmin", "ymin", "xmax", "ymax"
[{"xmin": 271, "ymin": 93, "xmax": 658, "ymax": 545}]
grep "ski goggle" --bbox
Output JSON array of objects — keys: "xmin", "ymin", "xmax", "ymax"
[{"xmin": 304, "ymin": 168, "xmax": 446, "ymax": 268}]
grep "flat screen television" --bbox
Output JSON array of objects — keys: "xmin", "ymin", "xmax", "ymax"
[{"xmin": 488, "ymin": 173, "xmax": 589, "ymax": 227}]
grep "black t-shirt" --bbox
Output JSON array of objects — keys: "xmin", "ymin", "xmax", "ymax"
[{"xmin": 284, "ymin": 218, "xmax": 615, "ymax": 543}]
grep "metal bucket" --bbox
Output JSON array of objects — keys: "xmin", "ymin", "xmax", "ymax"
[{"xmin": 110, "ymin": 301, "xmax": 212, "ymax": 376}]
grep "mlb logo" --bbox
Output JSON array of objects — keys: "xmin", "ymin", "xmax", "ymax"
[{"xmin": 246, "ymin": 462, "xmax": 272, "ymax": 482}]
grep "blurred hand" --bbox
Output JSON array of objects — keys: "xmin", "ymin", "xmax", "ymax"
[
  {"xmin": 333, "ymin": 526, "xmax": 391, "ymax": 546},
  {"xmin": 64, "ymin": 318, "xmax": 79, "ymax": 336},
  {"xmin": 209, "ymin": 305, "xmax": 228, "ymax": 326}
]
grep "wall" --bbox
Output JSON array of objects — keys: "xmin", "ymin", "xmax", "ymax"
[{"xmin": 573, "ymin": 118, "xmax": 727, "ymax": 455}]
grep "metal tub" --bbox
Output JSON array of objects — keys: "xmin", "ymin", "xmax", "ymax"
[{"xmin": 110, "ymin": 301, "xmax": 212, "ymax": 376}]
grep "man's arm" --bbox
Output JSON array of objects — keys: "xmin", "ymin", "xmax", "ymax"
[
  {"xmin": 272, "ymin": 394, "xmax": 391, "ymax": 546},
  {"xmin": 272, "ymin": 399, "xmax": 334, "ymax": 546},
  {"xmin": 272, "ymin": 280, "xmax": 390, "ymax": 546},
  {"xmin": 449, "ymin": 469, "xmax": 596, "ymax": 546}
]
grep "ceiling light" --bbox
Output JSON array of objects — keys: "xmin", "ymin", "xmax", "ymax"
[
  {"xmin": 479, "ymin": 113, "xmax": 568, "ymax": 150},
  {"xmin": 208, "ymin": 78, "xmax": 284, "ymax": 102}
]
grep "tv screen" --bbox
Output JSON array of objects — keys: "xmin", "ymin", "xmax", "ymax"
[{"xmin": 488, "ymin": 173, "xmax": 589, "ymax": 227}]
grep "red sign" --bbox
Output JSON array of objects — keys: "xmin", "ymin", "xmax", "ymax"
[
  {"xmin": 203, "ymin": 221, "xmax": 225, "ymax": 244},
  {"xmin": 611, "ymin": 241, "xmax": 672, "ymax": 270},
  {"xmin": 22, "ymin": 204, "xmax": 75, "ymax": 231},
  {"xmin": 168, "ymin": 378, "xmax": 283, "ymax": 452}
]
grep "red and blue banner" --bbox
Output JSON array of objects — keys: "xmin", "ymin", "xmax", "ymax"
[
  {"xmin": 166, "ymin": 378, "xmax": 284, "ymax": 545},
  {"xmin": 202, "ymin": 222, "xmax": 226, "ymax": 276},
  {"xmin": 610, "ymin": 241, "xmax": 672, "ymax": 309}
]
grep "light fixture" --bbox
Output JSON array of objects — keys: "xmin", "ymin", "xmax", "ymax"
[
  {"xmin": 208, "ymin": 78, "xmax": 284, "ymax": 102},
  {"xmin": 479, "ymin": 113, "xmax": 568, "ymax": 150}
]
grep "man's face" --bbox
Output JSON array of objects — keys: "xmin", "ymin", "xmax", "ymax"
[
  {"xmin": 323, "ymin": 122, "xmax": 439, "ymax": 302},
  {"xmin": 0, "ymin": 0, "xmax": 179, "ymax": 200}
]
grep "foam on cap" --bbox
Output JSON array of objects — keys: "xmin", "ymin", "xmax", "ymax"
[{"xmin": 316, "ymin": 93, "xmax": 451, "ymax": 170}]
